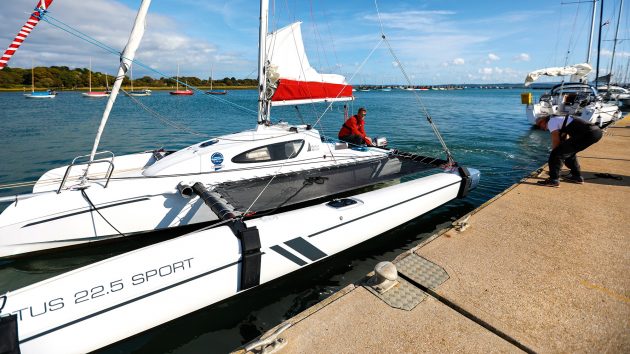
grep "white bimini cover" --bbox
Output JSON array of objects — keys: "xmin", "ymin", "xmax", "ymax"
[
  {"xmin": 524, "ymin": 63, "xmax": 592, "ymax": 87},
  {"xmin": 266, "ymin": 22, "xmax": 353, "ymax": 106}
]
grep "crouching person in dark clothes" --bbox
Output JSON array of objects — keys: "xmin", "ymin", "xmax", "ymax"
[
  {"xmin": 535, "ymin": 115, "xmax": 603, "ymax": 187},
  {"xmin": 338, "ymin": 107, "xmax": 373, "ymax": 146}
]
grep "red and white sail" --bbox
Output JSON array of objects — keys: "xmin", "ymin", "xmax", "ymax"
[
  {"xmin": 266, "ymin": 22, "xmax": 353, "ymax": 106},
  {"xmin": 0, "ymin": 0, "xmax": 53, "ymax": 70}
]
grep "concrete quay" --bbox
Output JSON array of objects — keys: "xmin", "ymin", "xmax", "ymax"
[{"xmin": 235, "ymin": 116, "xmax": 630, "ymax": 354}]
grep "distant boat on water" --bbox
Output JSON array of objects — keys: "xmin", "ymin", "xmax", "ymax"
[
  {"xmin": 24, "ymin": 60, "xmax": 56, "ymax": 99},
  {"xmin": 82, "ymin": 58, "xmax": 109, "ymax": 98},
  {"xmin": 127, "ymin": 65, "xmax": 151, "ymax": 96},
  {"xmin": 170, "ymin": 63, "xmax": 194, "ymax": 95},
  {"xmin": 206, "ymin": 64, "xmax": 227, "ymax": 95}
]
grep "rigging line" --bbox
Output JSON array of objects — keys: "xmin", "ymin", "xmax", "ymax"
[
  {"xmin": 80, "ymin": 189, "xmax": 127, "ymax": 237},
  {"xmin": 240, "ymin": 147, "xmax": 302, "ymax": 218},
  {"xmin": 40, "ymin": 13, "xmax": 257, "ymax": 116},
  {"xmin": 121, "ymin": 88, "xmax": 212, "ymax": 138},
  {"xmin": 309, "ymin": 0, "xmax": 332, "ymax": 76},
  {"xmin": 373, "ymin": 0, "xmax": 454, "ymax": 164},
  {"xmin": 311, "ymin": 38, "xmax": 384, "ymax": 128}
]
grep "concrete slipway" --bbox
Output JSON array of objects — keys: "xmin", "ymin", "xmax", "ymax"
[{"xmin": 234, "ymin": 115, "xmax": 630, "ymax": 354}]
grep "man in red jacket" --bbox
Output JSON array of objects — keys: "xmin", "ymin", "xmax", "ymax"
[{"xmin": 338, "ymin": 107, "xmax": 373, "ymax": 146}]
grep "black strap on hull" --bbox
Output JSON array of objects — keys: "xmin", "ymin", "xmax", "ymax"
[
  {"xmin": 229, "ymin": 220, "xmax": 262, "ymax": 291},
  {"xmin": 0, "ymin": 313, "xmax": 20, "ymax": 354}
]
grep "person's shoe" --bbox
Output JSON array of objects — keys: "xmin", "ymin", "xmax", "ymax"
[
  {"xmin": 561, "ymin": 174, "xmax": 584, "ymax": 184},
  {"xmin": 537, "ymin": 178, "xmax": 559, "ymax": 187}
]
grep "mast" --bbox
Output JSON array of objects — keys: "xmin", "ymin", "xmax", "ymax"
[
  {"xmin": 586, "ymin": 0, "xmax": 598, "ymax": 64},
  {"xmin": 177, "ymin": 64, "xmax": 179, "ymax": 91},
  {"xmin": 257, "ymin": 0, "xmax": 270, "ymax": 124},
  {"xmin": 31, "ymin": 60, "xmax": 34, "ymax": 93},
  {"xmin": 89, "ymin": 0, "xmax": 152, "ymax": 162},
  {"xmin": 88, "ymin": 57, "xmax": 92, "ymax": 92},
  {"xmin": 594, "ymin": 0, "xmax": 604, "ymax": 87},
  {"xmin": 210, "ymin": 64, "xmax": 213, "ymax": 91},
  {"xmin": 607, "ymin": 0, "xmax": 624, "ymax": 86}
]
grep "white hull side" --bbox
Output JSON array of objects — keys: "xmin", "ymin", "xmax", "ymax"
[
  {"xmin": 1, "ymin": 173, "xmax": 461, "ymax": 354},
  {"xmin": 0, "ymin": 132, "xmax": 392, "ymax": 258}
]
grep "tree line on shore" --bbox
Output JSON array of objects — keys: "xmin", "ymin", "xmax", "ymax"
[{"xmin": 0, "ymin": 66, "xmax": 257, "ymax": 89}]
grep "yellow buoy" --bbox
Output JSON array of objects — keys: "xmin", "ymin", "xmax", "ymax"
[{"xmin": 521, "ymin": 92, "xmax": 532, "ymax": 105}]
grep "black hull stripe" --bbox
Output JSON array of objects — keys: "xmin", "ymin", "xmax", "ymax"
[
  {"xmin": 308, "ymin": 179, "xmax": 461, "ymax": 238},
  {"xmin": 22, "ymin": 197, "xmax": 151, "ymax": 228},
  {"xmin": 20, "ymin": 260, "xmax": 240, "ymax": 344},
  {"xmin": 270, "ymin": 245, "xmax": 307, "ymax": 266},
  {"xmin": 284, "ymin": 237, "xmax": 327, "ymax": 261}
]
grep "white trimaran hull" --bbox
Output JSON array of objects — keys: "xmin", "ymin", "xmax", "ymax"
[{"xmin": 1, "ymin": 173, "xmax": 465, "ymax": 354}]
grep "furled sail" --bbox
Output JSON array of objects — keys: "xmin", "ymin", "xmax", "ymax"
[
  {"xmin": 524, "ymin": 63, "xmax": 592, "ymax": 87},
  {"xmin": 266, "ymin": 22, "xmax": 353, "ymax": 106},
  {"xmin": 0, "ymin": 0, "xmax": 53, "ymax": 70}
]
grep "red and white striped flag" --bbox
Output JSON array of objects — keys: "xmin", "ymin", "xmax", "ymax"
[{"xmin": 0, "ymin": 0, "xmax": 54, "ymax": 70}]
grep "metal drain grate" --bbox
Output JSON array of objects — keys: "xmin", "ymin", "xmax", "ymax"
[
  {"xmin": 365, "ymin": 277, "xmax": 427, "ymax": 311},
  {"xmin": 397, "ymin": 254, "xmax": 449, "ymax": 289}
]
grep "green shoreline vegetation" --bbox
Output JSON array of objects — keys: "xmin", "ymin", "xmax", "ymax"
[{"xmin": 0, "ymin": 66, "xmax": 257, "ymax": 91}]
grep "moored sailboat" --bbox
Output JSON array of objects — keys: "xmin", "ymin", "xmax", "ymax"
[
  {"xmin": 521, "ymin": 1, "xmax": 622, "ymax": 127},
  {"xmin": 0, "ymin": 0, "xmax": 480, "ymax": 352},
  {"xmin": 206, "ymin": 64, "xmax": 227, "ymax": 95},
  {"xmin": 82, "ymin": 57, "xmax": 109, "ymax": 98},
  {"xmin": 170, "ymin": 63, "xmax": 193, "ymax": 95},
  {"xmin": 24, "ymin": 61, "xmax": 56, "ymax": 99}
]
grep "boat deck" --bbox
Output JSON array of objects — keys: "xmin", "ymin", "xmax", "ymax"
[{"xmin": 233, "ymin": 114, "xmax": 630, "ymax": 353}]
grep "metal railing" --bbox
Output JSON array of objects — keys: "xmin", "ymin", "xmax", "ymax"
[{"xmin": 57, "ymin": 151, "xmax": 115, "ymax": 194}]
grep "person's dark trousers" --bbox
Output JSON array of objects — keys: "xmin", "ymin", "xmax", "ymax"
[
  {"xmin": 339, "ymin": 134, "xmax": 364, "ymax": 146},
  {"xmin": 548, "ymin": 120, "xmax": 602, "ymax": 180}
]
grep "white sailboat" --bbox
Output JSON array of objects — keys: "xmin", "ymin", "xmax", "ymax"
[
  {"xmin": 522, "ymin": 2, "xmax": 622, "ymax": 127},
  {"xmin": 0, "ymin": 1, "xmax": 476, "ymax": 259},
  {"xmin": 206, "ymin": 64, "xmax": 226, "ymax": 95},
  {"xmin": 127, "ymin": 65, "xmax": 151, "ymax": 96},
  {"xmin": 0, "ymin": 1, "xmax": 479, "ymax": 352}
]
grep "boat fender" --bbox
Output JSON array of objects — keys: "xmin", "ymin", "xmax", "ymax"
[
  {"xmin": 0, "ymin": 311, "xmax": 20, "ymax": 354},
  {"xmin": 457, "ymin": 166, "xmax": 472, "ymax": 199},
  {"xmin": 191, "ymin": 182, "xmax": 239, "ymax": 220},
  {"xmin": 229, "ymin": 220, "xmax": 262, "ymax": 290}
]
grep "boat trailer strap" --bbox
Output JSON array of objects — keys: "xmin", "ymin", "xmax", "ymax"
[
  {"xmin": 229, "ymin": 220, "xmax": 262, "ymax": 290},
  {"xmin": 0, "ymin": 313, "xmax": 20, "ymax": 354},
  {"xmin": 457, "ymin": 166, "xmax": 472, "ymax": 199}
]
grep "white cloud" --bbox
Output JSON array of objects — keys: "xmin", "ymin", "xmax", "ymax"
[
  {"xmin": 363, "ymin": 11, "xmax": 457, "ymax": 33},
  {"xmin": 0, "ymin": 0, "xmax": 251, "ymax": 77},
  {"xmin": 479, "ymin": 67, "xmax": 493, "ymax": 74},
  {"xmin": 453, "ymin": 58, "xmax": 465, "ymax": 65},
  {"xmin": 514, "ymin": 53, "xmax": 530, "ymax": 62},
  {"xmin": 488, "ymin": 53, "xmax": 500, "ymax": 61}
]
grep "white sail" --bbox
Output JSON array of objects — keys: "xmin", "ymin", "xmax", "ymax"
[
  {"xmin": 266, "ymin": 22, "xmax": 353, "ymax": 106},
  {"xmin": 524, "ymin": 63, "xmax": 592, "ymax": 87}
]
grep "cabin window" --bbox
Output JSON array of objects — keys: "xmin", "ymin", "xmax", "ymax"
[{"xmin": 232, "ymin": 140, "xmax": 305, "ymax": 163}]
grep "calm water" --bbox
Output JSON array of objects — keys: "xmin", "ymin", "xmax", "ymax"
[{"xmin": 0, "ymin": 89, "xmax": 551, "ymax": 353}]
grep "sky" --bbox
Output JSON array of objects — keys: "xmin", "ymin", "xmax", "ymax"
[{"xmin": 0, "ymin": 0, "xmax": 628, "ymax": 85}]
